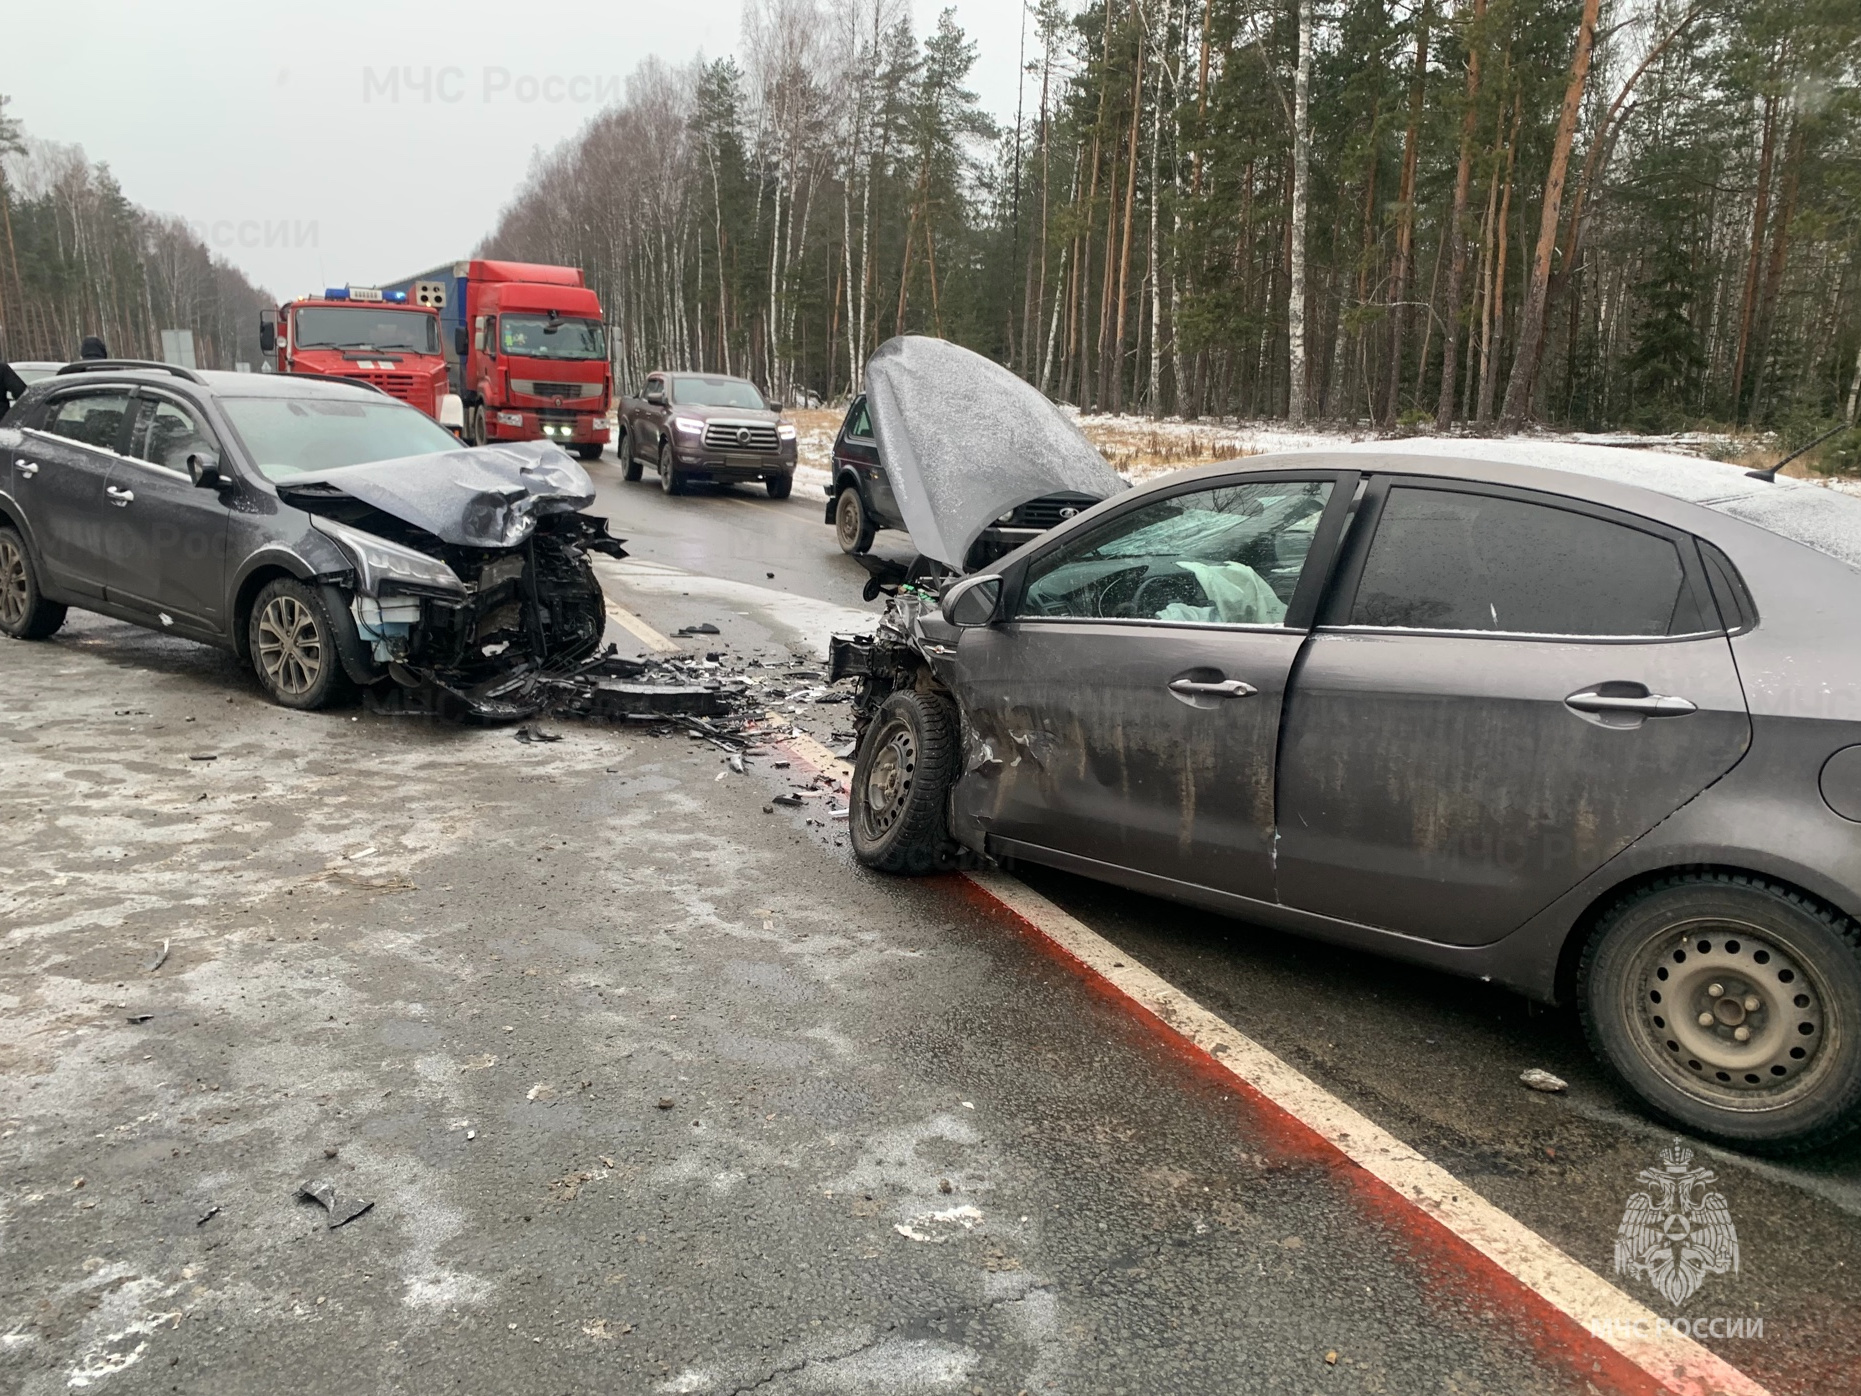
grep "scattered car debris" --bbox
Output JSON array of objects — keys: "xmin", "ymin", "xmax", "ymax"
[
  {"xmin": 125, "ymin": 1013, "xmax": 153, "ymax": 1025},
  {"xmin": 771, "ymin": 793, "xmax": 804, "ymax": 808},
  {"xmin": 514, "ymin": 725, "xmax": 562, "ymax": 744},
  {"xmin": 729, "ymin": 753, "xmax": 746, "ymax": 774},
  {"xmin": 1519, "ymin": 1068, "xmax": 1569, "ymax": 1094},
  {"xmin": 196, "ymin": 1205, "xmax": 221, "ymax": 1227},
  {"xmin": 656, "ymin": 1097, "xmax": 675, "ymax": 1110},
  {"xmin": 675, "ymin": 623, "xmax": 721, "ymax": 636},
  {"xmin": 145, "ymin": 940, "xmax": 170, "ymax": 973},
  {"xmin": 188, "ymin": 753, "xmax": 218, "ymax": 762},
  {"xmin": 296, "ymin": 1180, "xmax": 373, "ymax": 1228}
]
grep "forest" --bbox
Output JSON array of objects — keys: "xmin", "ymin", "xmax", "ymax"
[
  {"xmin": 0, "ymin": 96, "xmax": 270, "ymax": 372},
  {"xmin": 481, "ymin": 0, "xmax": 1861, "ymax": 448}
]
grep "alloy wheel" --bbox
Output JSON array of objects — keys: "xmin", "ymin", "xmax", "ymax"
[
  {"xmin": 255, "ymin": 593, "xmax": 324, "ymax": 697},
  {"xmin": 0, "ymin": 536, "xmax": 27, "ymax": 628},
  {"xmin": 1626, "ymin": 917, "xmax": 1834, "ymax": 1109}
]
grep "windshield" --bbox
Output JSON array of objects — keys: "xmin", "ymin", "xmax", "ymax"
[
  {"xmin": 672, "ymin": 376, "xmax": 767, "ymax": 410},
  {"xmin": 219, "ymin": 395, "xmax": 462, "ymax": 481},
  {"xmin": 293, "ymin": 307, "xmax": 438, "ymax": 354},
  {"xmin": 500, "ymin": 316, "xmax": 606, "ymax": 361}
]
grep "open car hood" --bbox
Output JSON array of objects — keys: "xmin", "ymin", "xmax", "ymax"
[
  {"xmin": 276, "ymin": 440, "xmax": 594, "ymax": 548},
  {"xmin": 865, "ymin": 336, "xmax": 1128, "ymax": 569}
]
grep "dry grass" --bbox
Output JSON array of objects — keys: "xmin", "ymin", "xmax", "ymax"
[{"xmin": 1079, "ymin": 421, "xmax": 1258, "ymax": 473}]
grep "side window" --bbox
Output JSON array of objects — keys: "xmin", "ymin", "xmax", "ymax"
[
  {"xmin": 45, "ymin": 391, "xmax": 133, "ymax": 452},
  {"xmin": 847, "ymin": 398, "xmax": 872, "ymax": 439},
  {"xmin": 135, "ymin": 398, "xmax": 219, "ymax": 473},
  {"xmin": 1018, "ymin": 479, "xmax": 1335, "ymax": 624},
  {"xmin": 1349, "ymin": 486, "xmax": 1704, "ymax": 637}
]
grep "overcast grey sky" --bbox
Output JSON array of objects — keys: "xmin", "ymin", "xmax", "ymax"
[{"xmin": 2, "ymin": 0, "xmax": 1034, "ymax": 299}]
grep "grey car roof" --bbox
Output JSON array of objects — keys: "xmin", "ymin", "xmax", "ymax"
[
  {"xmin": 1222, "ymin": 437, "xmax": 1861, "ymax": 571},
  {"xmin": 43, "ymin": 367, "xmax": 388, "ymax": 402}
]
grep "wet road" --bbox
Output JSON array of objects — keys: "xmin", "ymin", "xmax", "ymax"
[{"xmin": 0, "ymin": 458, "xmax": 1855, "ymax": 1393}]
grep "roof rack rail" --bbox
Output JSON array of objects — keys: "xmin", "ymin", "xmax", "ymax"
[{"xmin": 55, "ymin": 359, "xmax": 207, "ymax": 385}]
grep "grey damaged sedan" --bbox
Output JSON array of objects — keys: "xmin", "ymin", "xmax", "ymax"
[{"xmin": 833, "ymin": 353, "xmax": 1861, "ymax": 1152}]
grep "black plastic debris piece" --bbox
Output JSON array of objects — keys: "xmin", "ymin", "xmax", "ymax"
[
  {"xmin": 585, "ymin": 683, "xmax": 731, "ymax": 719},
  {"xmin": 188, "ymin": 753, "xmax": 218, "ymax": 762},
  {"xmin": 771, "ymin": 793, "xmax": 804, "ymax": 807},
  {"xmin": 196, "ymin": 1204, "xmax": 221, "ymax": 1227},
  {"xmin": 126, "ymin": 1013, "xmax": 153, "ymax": 1025},
  {"xmin": 514, "ymin": 725, "xmax": 563, "ymax": 744},
  {"xmin": 675, "ymin": 623, "xmax": 721, "ymax": 637},
  {"xmin": 296, "ymin": 1180, "xmax": 373, "ymax": 1228}
]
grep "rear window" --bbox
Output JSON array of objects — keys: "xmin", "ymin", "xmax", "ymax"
[
  {"xmin": 1351, "ymin": 486, "xmax": 1702, "ymax": 637},
  {"xmin": 218, "ymin": 395, "xmax": 460, "ymax": 480}
]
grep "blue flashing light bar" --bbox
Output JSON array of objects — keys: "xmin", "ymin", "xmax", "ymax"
[{"xmin": 323, "ymin": 287, "xmax": 349, "ymax": 300}]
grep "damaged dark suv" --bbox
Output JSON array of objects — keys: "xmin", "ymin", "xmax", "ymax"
[{"xmin": 0, "ymin": 361, "xmax": 622, "ymax": 715}]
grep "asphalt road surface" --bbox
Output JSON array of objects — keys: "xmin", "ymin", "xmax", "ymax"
[{"xmin": 1, "ymin": 459, "xmax": 1856, "ymax": 1395}]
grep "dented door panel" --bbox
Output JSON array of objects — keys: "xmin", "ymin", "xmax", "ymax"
[
  {"xmin": 1274, "ymin": 631, "xmax": 1752, "ymax": 945},
  {"xmin": 951, "ymin": 621, "xmax": 1307, "ymax": 901}
]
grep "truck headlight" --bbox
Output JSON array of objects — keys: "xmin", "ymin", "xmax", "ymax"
[
  {"xmin": 315, "ymin": 518, "xmax": 466, "ymax": 597},
  {"xmin": 672, "ymin": 416, "xmax": 704, "ymax": 435},
  {"xmin": 777, "ymin": 421, "xmax": 797, "ymax": 440}
]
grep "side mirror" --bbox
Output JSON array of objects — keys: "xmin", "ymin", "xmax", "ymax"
[
  {"xmin": 940, "ymin": 573, "xmax": 1003, "ymax": 628},
  {"xmin": 646, "ymin": 388, "xmax": 666, "ymax": 406},
  {"xmin": 258, "ymin": 315, "xmax": 277, "ymax": 354},
  {"xmin": 438, "ymin": 393, "xmax": 466, "ymax": 434},
  {"xmin": 186, "ymin": 451, "xmax": 225, "ymax": 489},
  {"xmin": 454, "ymin": 326, "xmax": 468, "ymax": 357}
]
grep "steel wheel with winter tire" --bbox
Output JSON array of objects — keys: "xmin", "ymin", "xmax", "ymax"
[
  {"xmin": 1579, "ymin": 873, "xmax": 1861, "ymax": 1153},
  {"xmin": 835, "ymin": 488, "xmax": 875, "ymax": 555},
  {"xmin": 249, "ymin": 578, "xmax": 347, "ymax": 710},
  {"xmin": 850, "ymin": 688, "xmax": 960, "ymax": 874},
  {"xmin": 0, "ymin": 526, "xmax": 66, "ymax": 640},
  {"xmin": 658, "ymin": 440, "xmax": 684, "ymax": 495}
]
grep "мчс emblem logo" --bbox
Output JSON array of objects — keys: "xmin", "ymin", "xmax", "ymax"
[{"xmin": 1613, "ymin": 1137, "xmax": 1740, "ymax": 1308}]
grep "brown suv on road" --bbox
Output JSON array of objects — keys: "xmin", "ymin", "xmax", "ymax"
[{"xmin": 618, "ymin": 371, "xmax": 797, "ymax": 498}]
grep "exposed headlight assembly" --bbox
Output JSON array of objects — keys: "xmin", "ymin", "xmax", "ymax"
[{"xmin": 315, "ymin": 518, "xmax": 466, "ymax": 597}]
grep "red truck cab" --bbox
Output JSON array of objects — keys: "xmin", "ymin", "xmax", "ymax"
[
  {"xmin": 385, "ymin": 261, "xmax": 612, "ymax": 460},
  {"xmin": 259, "ymin": 288, "xmax": 451, "ymax": 419}
]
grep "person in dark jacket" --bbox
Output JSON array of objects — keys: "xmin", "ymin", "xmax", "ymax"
[
  {"xmin": 79, "ymin": 335, "xmax": 108, "ymax": 360},
  {"xmin": 0, "ymin": 358, "xmax": 27, "ymax": 417}
]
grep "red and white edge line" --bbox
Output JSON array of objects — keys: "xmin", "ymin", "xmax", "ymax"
[
  {"xmin": 967, "ymin": 871, "xmax": 1770, "ymax": 1396},
  {"xmin": 764, "ymin": 733, "xmax": 1768, "ymax": 1396}
]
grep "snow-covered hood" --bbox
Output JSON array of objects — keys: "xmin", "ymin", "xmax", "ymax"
[
  {"xmin": 277, "ymin": 440, "xmax": 594, "ymax": 548},
  {"xmin": 865, "ymin": 335, "xmax": 1128, "ymax": 569}
]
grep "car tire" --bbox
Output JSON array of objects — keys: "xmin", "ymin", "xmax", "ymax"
[
  {"xmin": 765, "ymin": 472, "xmax": 793, "ymax": 501},
  {"xmin": 248, "ymin": 577, "xmax": 350, "ymax": 711},
  {"xmin": 850, "ymin": 688, "xmax": 961, "ymax": 875},
  {"xmin": 658, "ymin": 441, "xmax": 683, "ymax": 495},
  {"xmin": 465, "ymin": 404, "xmax": 488, "ymax": 447},
  {"xmin": 623, "ymin": 444, "xmax": 644, "ymax": 482},
  {"xmin": 0, "ymin": 526, "xmax": 67, "ymax": 640},
  {"xmin": 835, "ymin": 487, "xmax": 876, "ymax": 555},
  {"xmin": 1579, "ymin": 872, "xmax": 1861, "ymax": 1154},
  {"xmin": 576, "ymin": 443, "xmax": 603, "ymax": 462}
]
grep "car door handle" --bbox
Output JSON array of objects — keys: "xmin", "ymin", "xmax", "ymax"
[
  {"xmin": 1565, "ymin": 688, "xmax": 1697, "ymax": 717},
  {"xmin": 1168, "ymin": 678, "xmax": 1258, "ymax": 698},
  {"xmin": 14, "ymin": 459, "xmax": 37, "ymax": 477},
  {"xmin": 105, "ymin": 486, "xmax": 135, "ymax": 507}
]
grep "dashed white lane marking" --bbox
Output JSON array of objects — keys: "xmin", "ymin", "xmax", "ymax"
[
  {"xmin": 602, "ymin": 598, "xmax": 682, "ymax": 654},
  {"xmin": 967, "ymin": 871, "xmax": 1770, "ymax": 1396}
]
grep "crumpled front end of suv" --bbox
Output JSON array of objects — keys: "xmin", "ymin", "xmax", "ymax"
[{"xmin": 279, "ymin": 442, "xmax": 624, "ymax": 715}]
